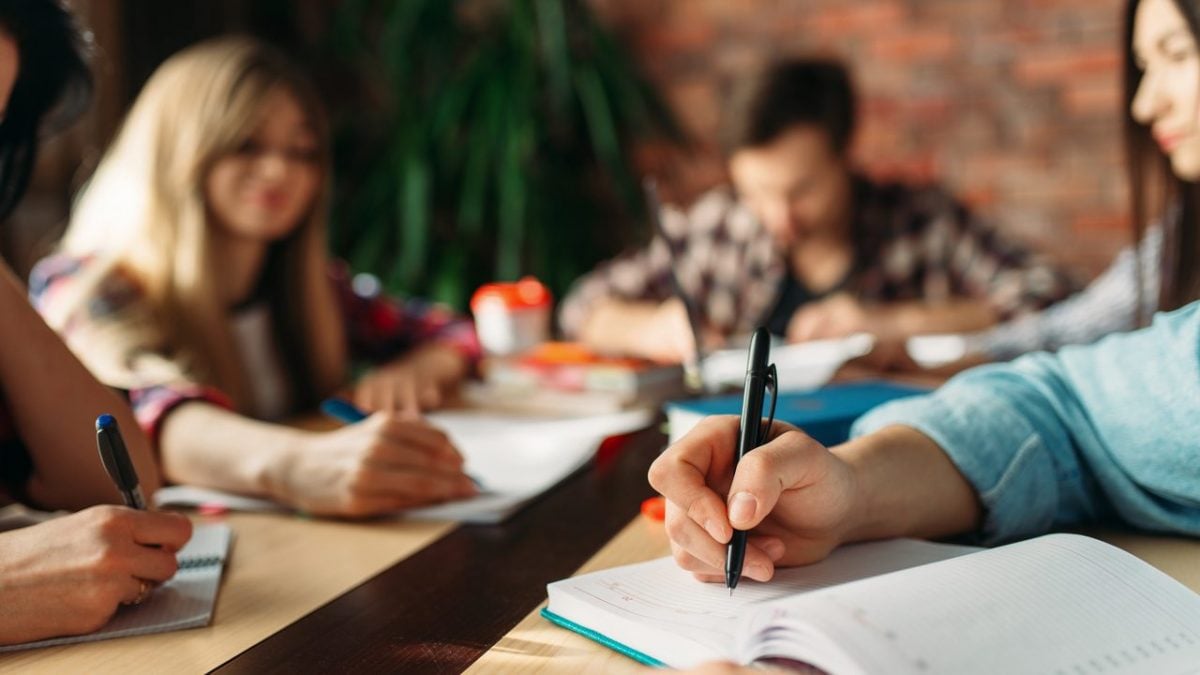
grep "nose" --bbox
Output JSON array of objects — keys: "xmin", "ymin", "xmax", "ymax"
[
  {"xmin": 760, "ymin": 198, "xmax": 792, "ymax": 233},
  {"xmin": 256, "ymin": 150, "xmax": 289, "ymax": 182},
  {"xmin": 1131, "ymin": 68, "xmax": 1169, "ymax": 125}
]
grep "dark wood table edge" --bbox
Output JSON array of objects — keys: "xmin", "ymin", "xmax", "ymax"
[{"xmin": 210, "ymin": 425, "xmax": 666, "ymax": 674}]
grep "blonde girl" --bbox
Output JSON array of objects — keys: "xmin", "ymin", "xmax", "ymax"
[{"xmin": 33, "ymin": 37, "xmax": 478, "ymax": 517}]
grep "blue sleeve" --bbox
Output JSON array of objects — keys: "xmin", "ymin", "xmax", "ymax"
[
  {"xmin": 851, "ymin": 356, "xmax": 1109, "ymax": 545},
  {"xmin": 857, "ymin": 302, "xmax": 1200, "ymax": 544}
]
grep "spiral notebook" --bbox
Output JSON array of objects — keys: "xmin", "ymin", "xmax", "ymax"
[{"xmin": 0, "ymin": 523, "xmax": 233, "ymax": 652}]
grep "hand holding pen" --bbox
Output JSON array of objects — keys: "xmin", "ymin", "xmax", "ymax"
[
  {"xmin": 648, "ymin": 341, "xmax": 862, "ymax": 586},
  {"xmin": 94, "ymin": 414, "xmax": 193, "ymax": 606},
  {"xmin": 724, "ymin": 329, "xmax": 777, "ymax": 593}
]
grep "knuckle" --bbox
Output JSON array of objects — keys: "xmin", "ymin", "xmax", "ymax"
[
  {"xmin": 670, "ymin": 546, "xmax": 694, "ymax": 569},
  {"xmin": 664, "ymin": 514, "xmax": 691, "ymax": 545},
  {"xmin": 347, "ymin": 467, "xmax": 373, "ymax": 493},
  {"xmin": 646, "ymin": 457, "xmax": 671, "ymax": 491}
]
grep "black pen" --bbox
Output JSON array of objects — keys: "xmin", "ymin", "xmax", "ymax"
[
  {"xmin": 726, "ymin": 327, "xmax": 776, "ymax": 595},
  {"xmin": 644, "ymin": 178, "xmax": 706, "ymax": 392},
  {"xmin": 96, "ymin": 413, "xmax": 146, "ymax": 509}
]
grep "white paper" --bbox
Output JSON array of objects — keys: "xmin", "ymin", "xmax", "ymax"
[
  {"xmin": 545, "ymin": 538, "xmax": 977, "ymax": 668},
  {"xmin": 156, "ymin": 408, "xmax": 655, "ymax": 523},
  {"xmin": 701, "ymin": 334, "xmax": 875, "ymax": 392},
  {"xmin": 737, "ymin": 534, "xmax": 1200, "ymax": 674}
]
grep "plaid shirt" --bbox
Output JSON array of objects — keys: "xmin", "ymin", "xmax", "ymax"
[
  {"xmin": 29, "ymin": 255, "xmax": 480, "ymax": 443},
  {"xmin": 559, "ymin": 176, "xmax": 1077, "ymax": 338}
]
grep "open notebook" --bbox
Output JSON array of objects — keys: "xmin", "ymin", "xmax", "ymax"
[
  {"xmin": 155, "ymin": 408, "xmax": 654, "ymax": 523},
  {"xmin": 543, "ymin": 534, "xmax": 1200, "ymax": 673},
  {"xmin": 0, "ymin": 523, "xmax": 233, "ymax": 652}
]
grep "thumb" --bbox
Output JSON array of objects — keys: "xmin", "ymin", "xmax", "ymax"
[{"xmin": 725, "ymin": 427, "xmax": 828, "ymax": 530}]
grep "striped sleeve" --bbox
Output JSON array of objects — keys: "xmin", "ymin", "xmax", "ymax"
[{"xmin": 968, "ymin": 227, "xmax": 1162, "ymax": 359}]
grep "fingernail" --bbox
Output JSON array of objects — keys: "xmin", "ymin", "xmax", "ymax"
[
  {"xmin": 728, "ymin": 492, "xmax": 757, "ymax": 526},
  {"xmin": 703, "ymin": 519, "xmax": 727, "ymax": 542}
]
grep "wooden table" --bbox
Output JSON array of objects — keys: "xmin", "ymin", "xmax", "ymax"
[
  {"xmin": 6, "ymin": 385, "xmax": 1200, "ymax": 674},
  {"xmin": 210, "ymin": 427, "xmax": 666, "ymax": 673}
]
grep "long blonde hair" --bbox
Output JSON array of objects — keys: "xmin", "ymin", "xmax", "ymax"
[{"xmin": 54, "ymin": 36, "xmax": 346, "ymax": 411}]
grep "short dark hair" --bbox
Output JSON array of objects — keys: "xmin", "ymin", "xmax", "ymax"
[
  {"xmin": 722, "ymin": 57, "xmax": 857, "ymax": 156},
  {"xmin": 0, "ymin": 0, "xmax": 93, "ymax": 221}
]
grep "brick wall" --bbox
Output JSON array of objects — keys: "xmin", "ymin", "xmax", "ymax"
[{"xmin": 592, "ymin": 0, "xmax": 1131, "ymax": 277}]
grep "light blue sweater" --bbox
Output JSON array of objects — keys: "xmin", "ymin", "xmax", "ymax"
[{"xmin": 853, "ymin": 301, "xmax": 1200, "ymax": 545}]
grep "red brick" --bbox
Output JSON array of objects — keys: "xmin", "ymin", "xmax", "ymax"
[
  {"xmin": 869, "ymin": 30, "xmax": 958, "ymax": 62},
  {"xmin": 1013, "ymin": 48, "xmax": 1121, "ymax": 85},
  {"xmin": 1062, "ymin": 79, "xmax": 1122, "ymax": 117},
  {"xmin": 804, "ymin": 2, "xmax": 907, "ymax": 33}
]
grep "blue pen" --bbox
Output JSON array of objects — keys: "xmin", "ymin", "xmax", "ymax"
[
  {"xmin": 96, "ymin": 414, "xmax": 147, "ymax": 510},
  {"xmin": 320, "ymin": 397, "xmax": 369, "ymax": 424}
]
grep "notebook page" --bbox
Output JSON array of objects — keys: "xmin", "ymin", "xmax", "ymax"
[
  {"xmin": 545, "ymin": 538, "xmax": 976, "ymax": 668},
  {"xmin": 739, "ymin": 533, "xmax": 1200, "ymax": 674},
  {"xmin": 0, "ymin": 523, "xmax": 233, "ymax": 652}
]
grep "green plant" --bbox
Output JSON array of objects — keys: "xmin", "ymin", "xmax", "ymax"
[{"xmin": 326, "ymin": 0, "xmax": 684, "ymax": 311}]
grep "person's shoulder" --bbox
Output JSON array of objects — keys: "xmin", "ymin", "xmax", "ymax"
[
  {"xmin": 29, "ymin": 252, "xmax": 144, "ymax": 318},
  {"xmin": 858, "ymin": 174, "xmax": 962, "ymax": 217}
]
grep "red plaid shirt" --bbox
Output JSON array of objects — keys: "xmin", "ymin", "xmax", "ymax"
[
  {"xmin": 560, "ymin": 176, "xmax": 1078, "ymax": 338},
  {"xmin": 30, "ymin": 255, "xmax": 480, "ymax": 443}
]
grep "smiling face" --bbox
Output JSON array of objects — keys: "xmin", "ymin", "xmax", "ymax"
[
  {"xmin": 1131, "ymin": 0, "xmax": 1200, "ymax": 180},
  {"xmin": 204, "ymin": 86, "xmax": 322, "ymax": 243}
]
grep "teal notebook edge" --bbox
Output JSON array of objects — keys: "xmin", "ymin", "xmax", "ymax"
[{"xmin": 540, "ymin": 607, "xmax": 666, "ymax": 668}]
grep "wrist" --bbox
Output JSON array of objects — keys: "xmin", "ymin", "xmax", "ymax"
[
  {"xmin": 262, "ymin": 430, "xmax": 312, "ymax": 502},
  {"xmin": 832, "ymin": 431, "xmax": 907, "ymax": 543}
]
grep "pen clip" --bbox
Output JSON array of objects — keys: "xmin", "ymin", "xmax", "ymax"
[{"xmin": 760, "ymin": 363, "xmax": 778, "ymax": 441}]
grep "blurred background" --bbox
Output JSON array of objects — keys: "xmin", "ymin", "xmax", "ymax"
[{"xmin": 11, "ymin": 0, "xmax": 1126, "ymax": 310}]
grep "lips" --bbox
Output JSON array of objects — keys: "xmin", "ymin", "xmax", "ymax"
[
  {"xmin": 1153, "ymin": 129, "xmax": 1188, "ymax": 152},
  {"xmin": 250, "ymin": 191, "xmax": 288, "ymax": 210}
]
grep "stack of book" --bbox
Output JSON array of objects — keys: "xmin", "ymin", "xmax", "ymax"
[{"xmin": 475, "ymin": 342, "xmax": 686, "ymax": 415}]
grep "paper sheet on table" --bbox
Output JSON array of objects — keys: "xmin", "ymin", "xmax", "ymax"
[
  {"xmin": 701, "ymin": 333, "xmax": 874, "ymax": 391},
  {"xmin": 155, "ymin": 408, "xmax": 654, "ymax": 523}
]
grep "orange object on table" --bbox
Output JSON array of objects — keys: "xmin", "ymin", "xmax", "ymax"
[{"xmin": 641, "ymin": 496, "xmax": 666, "ymax": 521}]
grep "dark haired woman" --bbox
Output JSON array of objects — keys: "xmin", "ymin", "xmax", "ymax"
[{"xmin": 0, "ymin": 0, "xmax": 191, "ymax": 646}]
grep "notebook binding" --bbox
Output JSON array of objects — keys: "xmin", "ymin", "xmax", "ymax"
[{"xmin": 178, "ymin": 556, "xmax": 223, "ymax": 570}]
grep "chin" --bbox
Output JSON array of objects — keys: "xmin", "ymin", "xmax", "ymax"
[{"xmin": 1169, "ymin": 151, "xmax": 1200, "ymax": 182}]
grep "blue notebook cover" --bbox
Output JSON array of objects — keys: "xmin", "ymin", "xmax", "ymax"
[
  {"xmin": 540, "ymin": 607, "xmax": 665, "ymax": 667},
  {"xmin": 665, "ymin": 380, "xmax": 930, "ymax": 447}
]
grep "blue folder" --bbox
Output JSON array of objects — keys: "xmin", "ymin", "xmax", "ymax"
[{"xmin": 665, "ymin": 380, "xmax": 931, "ymax": 447}]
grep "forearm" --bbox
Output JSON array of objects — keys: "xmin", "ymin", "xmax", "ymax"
[
  {"xmin": 159, "ymin": 402, "xmax": 306, "ymax": 499},
  {"xmin": 577, "ymin": 298, "xmax": 660, "ymax": 356},
  {"xmin": 0, "ymin": 265, "xmax": 159, "ymax": 509},
  {"xmin": 837, "ymin": 425, "xmax": 982, "ymax": 542},
  {"xmin": 878, "ymin": 300, "xmax": 998, "ymax": 339}
]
